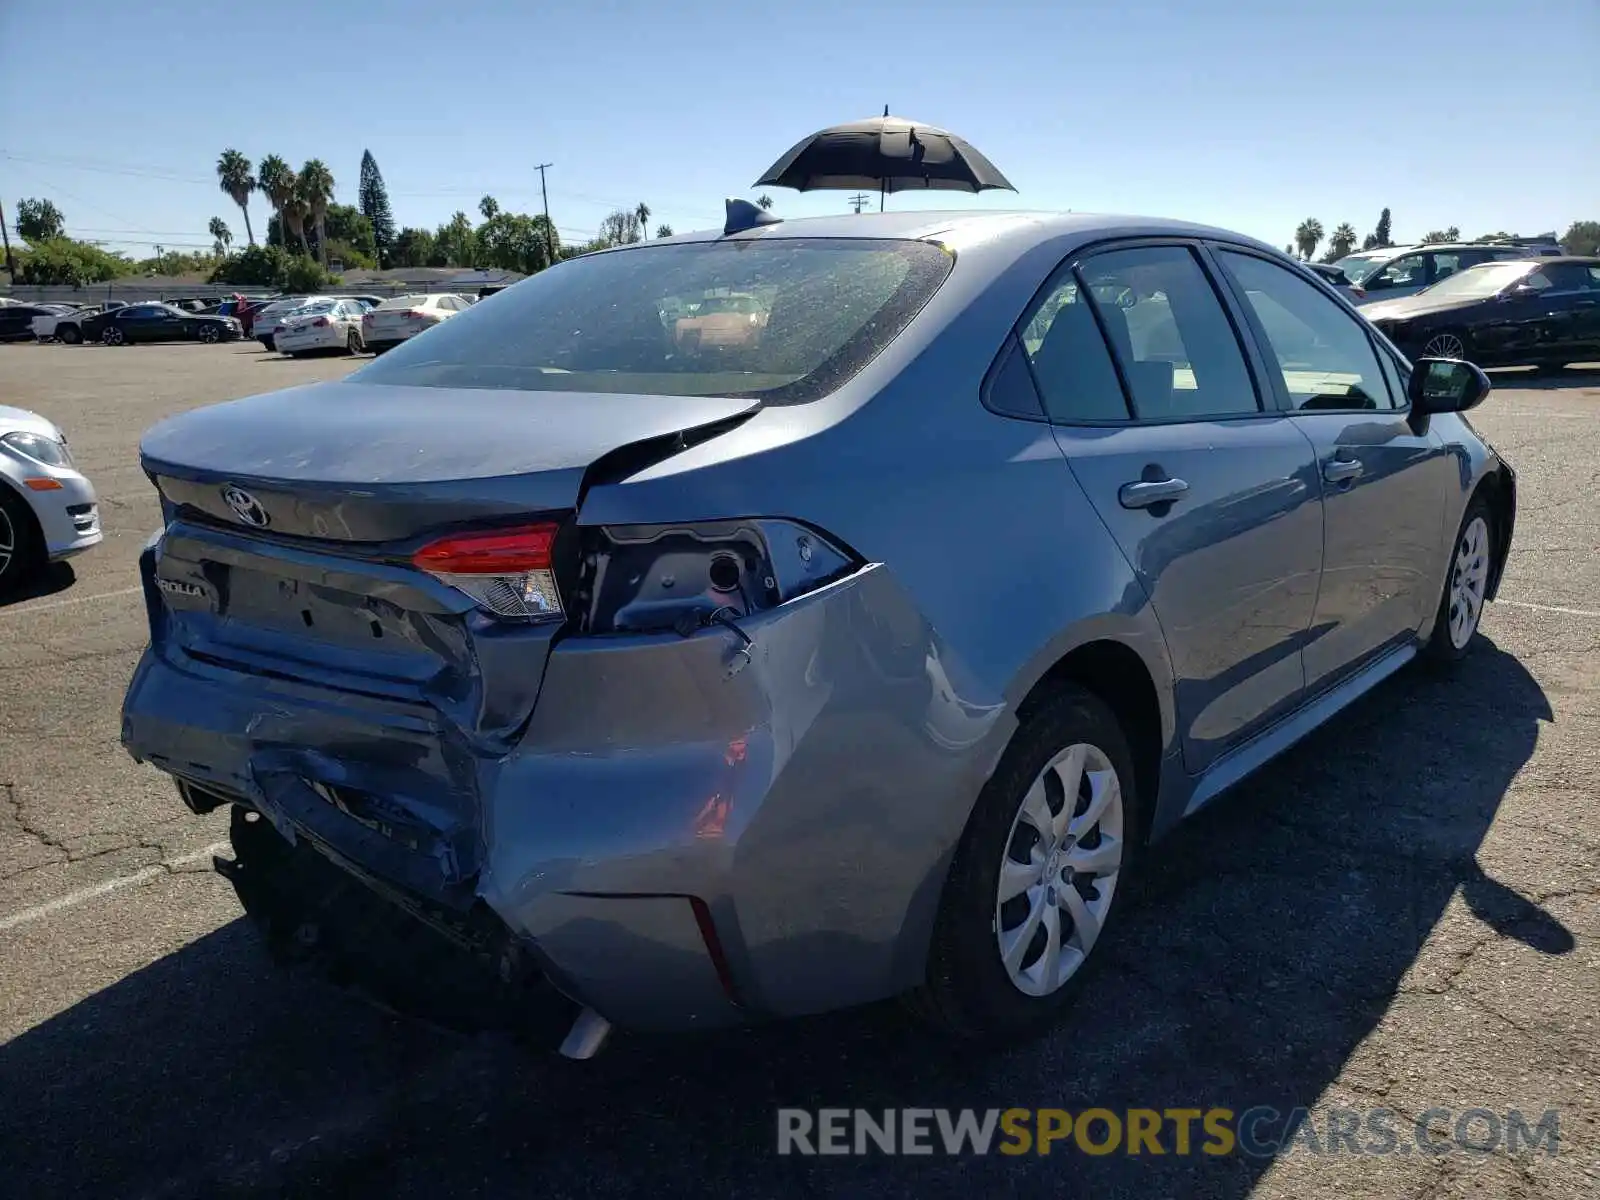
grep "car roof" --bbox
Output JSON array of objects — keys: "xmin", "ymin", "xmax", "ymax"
[{"xmin": 633, "ymin": 209, "xmax": 1278, "ymax": 251}]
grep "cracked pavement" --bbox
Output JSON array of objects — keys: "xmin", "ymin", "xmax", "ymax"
[{"xmin": 0, "ymin": 344, "xmax": 1596, "ymax": 1198}]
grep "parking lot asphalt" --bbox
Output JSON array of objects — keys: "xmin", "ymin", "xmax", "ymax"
[{"xmin": 1, "ymin": 341, "xmax": 1597, "ymax": 1199}]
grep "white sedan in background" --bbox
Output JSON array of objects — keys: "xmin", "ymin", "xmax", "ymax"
[
  {"xmin": 275, "ymin": 298, "xmax": 370, "ymax": 357},
  {"xmin": 361, "ymin": 293, "xmax": 471, "ymax": 353},
  {"xmin": 0, "ymin": 405, "xmax": 101, "ymax": 595}
]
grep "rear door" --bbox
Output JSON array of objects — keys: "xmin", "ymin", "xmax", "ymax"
[
  {"xmin": 1532, "ymin": 262, "xmax": 1600, "ymax": 360},
  {"xmin": 1212, "ymin": 247, "xmax": 1452, "ymax": 691},
  {"xmin": 1022, "ymin": 242, "xmax": 1325, "ymax": 772}
]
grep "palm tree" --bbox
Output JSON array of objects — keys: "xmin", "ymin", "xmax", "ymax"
[
  {"xmin": 283, "ymin": 193, "xmax": 312, "ymax": 258},
  {"xmin": 1293, "ymin": 218, "xmax": 1325, "ymax": 261},
  {"xmin": 298, "ymin": 159, "xmax": 335, "ymax": 265},
  {"xmin": 215, "ymin": 149, "xmax": 256, "ymax": 246},
  {"xmin": 257, "ymin": 155, "xmax": 296, "ymax": 249},
  {"xmin": 636, "ymin": 202, "xmax": 651, "ymax": 240},
  {"xmin": 208, "ymin": 216, "xmax": 233, "ymax": 257},
  {"xmin": 479, "ymin": 195, "xmax": 500, "ymax": 221},
  {"xmin": 756, "ymin": 194, "xmax": 774, "ymax": 210},
  {"xmin": 1326, "ymin": 222, "xmax": 1359, "ymax": 262}
]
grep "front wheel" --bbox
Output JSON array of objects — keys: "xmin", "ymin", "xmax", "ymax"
[
  {"xmin": 198, "ymin": 325, "xmax": 221, "ymax": 344},
  {"xmin": 908, "ymin": 685, "xmax": 1140, "ymax": 1043},
  {"xmin": 58, "ymin": 325, "xmax": 83, "ymax": 345},
  {"xmin": 0, "ymin": 486, "xmax": 46, "ymax": 597},
  {"xmin": 1424, "ymin": 495, "xmax": 1494, "ymax": 665}
]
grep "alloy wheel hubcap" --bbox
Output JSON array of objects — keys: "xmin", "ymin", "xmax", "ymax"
[
  {"xmin": 995, "ymin": 742, "xmax": 1124, "ymax": 997},
  {"xmin": 1425, "ymin": 333, "xmax": 1465, "ymax": 358},
  {"xmin": 1448, "ymin": 516, "xmax": 1490, "ymax": 649},
  {"xmin": 0, "ymin": 506, "xmax": 14, "ymax": 576}
]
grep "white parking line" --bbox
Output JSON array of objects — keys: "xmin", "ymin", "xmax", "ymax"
[
  {"xmin": 0, "ymin": 584, "xmax": 142, "ymax": 620},
  {"xmin": 1497, "ymin": 598, "xmax": 1600, "ymax": 619},
  {"xmin": 0, "ymin": 841, "xmax": 229, "ymax": 933}
]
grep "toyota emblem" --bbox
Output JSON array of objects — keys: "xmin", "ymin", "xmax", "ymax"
[{"xmin": 221, "ymin": 484, "xmax": 270, "ymax": 528}]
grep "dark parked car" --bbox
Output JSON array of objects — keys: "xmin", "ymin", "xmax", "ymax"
[
  {"xmin": 123, "ymin": 210, "xmax": 1515, "ymax": 1055},
  {"xmin": 0, "ymin": 304, "xmax": 66, "ymax": 342},
  {"xmin": 1363, "ymin": 257, "xmax": 1600, "ymax": 368},
  {"xmin": 81, "ymin": 303, "xmax": 242, "ymax": 346}
]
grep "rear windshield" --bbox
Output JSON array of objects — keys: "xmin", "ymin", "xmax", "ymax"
[
  {"xmin": 376, "ymin": 295, "xmax": 426, "ymax": 310},
  {"xmin": 352, "ymin": 238, "xmax": 954, "ymax": 403}
]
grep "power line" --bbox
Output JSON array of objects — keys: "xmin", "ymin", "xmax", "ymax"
[{"xmin": 848, "ymin": 193, "xmax": 872, "ymax": 214}]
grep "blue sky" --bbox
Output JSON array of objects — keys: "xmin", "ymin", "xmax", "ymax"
[{"xmin": 2, "ymin": 0, "xmax": 1596, "ymax": 257}]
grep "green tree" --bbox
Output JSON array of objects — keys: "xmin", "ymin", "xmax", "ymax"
[
  {"xmin": 298, "ymin": 159, "xmax": 335, "ymax": 265},
  {"xmin": 391, "ymin": 227, "xmax": 436, "ymax": 268},
  {"xmin": 756, "ymin": 194, "xmax": 773, "ymax": 210},
  {"xmin": 215, "ymin": 149, "xmax": 257, "ymax": 246},
  {"xmin": 479, "ymin": 194, "xmax": 500, "ymax": 221},
  {"xmin": 598, "ymin": 208, "xmax": 642, "ymax": 246},
  {"xmin": 1324, "ymin": 222, "xmax": 1358, "ymax": 262},
  {"xmin": 655, "ymin": 223, "xmax": 674, "ymax": 238},
  {"xmin": 477, "ymin": 210, "xmax": 558, "ymax": 274},
  {"xmin": 209, "ymin": 244, "xmax": 292, "ymax": 287},
  {"xmin": 284, "ymin": 255, "xmax": 340, "ymax": 293},
  {"xmin": 257, "ymin": 155, "xmax": 296, "ymax": 252},
  {"xmin": 1373, "ymin": 207, "xmax": 1393, "ymax": 248},
  {"xmin": 1293, "ymin": 218, "xmax": 1324, "ymax": 261},
  {"xmin": 635, "ymin": 201, "xmax": 651, "ymax": 240},
  {"xmin": 1560, "ymin": 220, "xmax": 1600, "ymax": 256},
  {"xmin": 17, "ymin": 238, "xmax": 133, "ymax": 285},
  {"xmin": 209, "ymin": 216, "xmax": 233, "ymax": 257},
  {"xmin": 433, "ymin": 211, "xmax": 477, "ymax": 267},
  {"xmin": 358, "ymin": 150, "xmax": 396, "ymax": 268},
  {"xmin": 16, "ymin": 197, "xmax": 65, "ymax": 244}
]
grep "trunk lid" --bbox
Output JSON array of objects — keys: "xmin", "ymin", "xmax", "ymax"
[{"xmin": 141, "ymin": 378, "xmax": 759, "ymax": 743}]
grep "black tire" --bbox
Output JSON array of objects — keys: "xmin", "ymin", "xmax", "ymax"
[
  {"xmin": 198, "ymin": 324, "xmax": 220, "ymax": 344},
  {"xmin": 58, "ymin": 325, "xmax": 83, "ymax": 345},
  {"xmin": 0, "ymin": 484, "xmax": 47, "ymax": 598},
  {"xmin": 261, "ymin": 336, "xmax": 275, "ymax": 352},
  {"xmin": 101, "ymin": 326, "xmax": 125, "ymax": 346},
  {"xmin": 1420, "ymin": 328, "xmax": 1470, "ymax": 362},
  {"xmin": 346, "ymin": 329, "xmax": 362, "ymax": 355},
  {"xmin": 1423, "ymin": 493, "xmax": 1495, "ymax": 667},
  {"xmin": 908, "ymin": 684, "xmax": 1143, "ymax": 1043},
  {"xmin": 1533, "ymin": 362, "xmax": 1565, "ymax": 377}
]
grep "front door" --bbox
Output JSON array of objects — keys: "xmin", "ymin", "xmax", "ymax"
[
  {"xmin": 1212, "ymin": 247, "xmax": 1452, "ymax": 692},
  {"xmin": 1018, "ymin": 243, "xmax": 1325, "ymax": 772}
]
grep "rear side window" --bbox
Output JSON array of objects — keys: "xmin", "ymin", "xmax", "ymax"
[
  {"xmin": 354, "ymin": 238, "xmax": 954, "ymax": 403},
  {"xmin": 1078, "ymin": 245, "xmax": 1260, "ymax": 420},
  {"xmin": 1017, "ymin": 272, "xmax": 1128, "ymax": 422}
]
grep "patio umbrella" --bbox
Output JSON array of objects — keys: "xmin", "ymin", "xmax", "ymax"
[{"xmin": 754, "ymin": 109, "xmax": 1014, "ymax": 208}]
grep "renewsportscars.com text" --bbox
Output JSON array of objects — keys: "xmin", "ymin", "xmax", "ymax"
[{"xmin": 776, "ymin": 1106, "xmax": 1560, "ymax": 1158}]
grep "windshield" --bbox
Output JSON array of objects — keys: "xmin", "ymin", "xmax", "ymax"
[
  {"xmin": 354, "ymin": 238, "xmax": 954, "ymax": 403},
  {"xmin": 1417, "ymin": 261, "xmax": 1535, "ymax": 300},
  {"xmin": 1334, "ymin": 253, "xmax": 1389, "ymax": 284}
]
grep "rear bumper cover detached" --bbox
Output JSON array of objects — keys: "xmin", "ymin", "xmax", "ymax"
[{"xmin": 122, "ymin": 561, "xmax": 1013, "ymax": 1032}]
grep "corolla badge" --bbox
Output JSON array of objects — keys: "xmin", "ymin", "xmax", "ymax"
[{"xmin": 221, "ymin": 484, "xmax": 270, "ymax": 528}]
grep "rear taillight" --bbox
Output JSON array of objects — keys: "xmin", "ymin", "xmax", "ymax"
[
  {"xmin": 312, "ymin": 317, "xmax": 330, "ymax": 328},
  {"xmin": 408, "ymin": 310, "xmax": 429, "ymax": 320},
  {"xmin": 413, "ymin": 523, "xmax": 563, "ymax": 621},
  {"xmin": 362, "ymin": 312, "xmax": 373, "ymax": 324},
  {"xmin": 1351, "ymin": 285, "xmax": 1366, "ymax": 299}
]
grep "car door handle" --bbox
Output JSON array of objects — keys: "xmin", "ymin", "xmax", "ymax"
[
  {"xmin": 1323, "ymin": 457, "xmax": 1364, "ymax": 483},
  {"xmin": 1118, "ymin": 478, "xmax": 1189, "ymax": 509}
]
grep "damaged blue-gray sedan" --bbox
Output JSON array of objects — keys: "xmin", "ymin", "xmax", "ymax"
[{"xmin": 122, "ymin": 205, "xmax": 1515, "ymax": 1056}]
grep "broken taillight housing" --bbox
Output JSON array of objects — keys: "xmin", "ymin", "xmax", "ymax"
[{"xmin": 413, "ymin": 523, "xmax": 564, "ymax": 621}]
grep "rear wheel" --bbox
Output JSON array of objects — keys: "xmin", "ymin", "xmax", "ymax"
[
  {"xmin": 346, "ymin": 329, "xmax": 362, "ymax": 355},
  {"xmin": 101, "ymin": 326, "xmax": 125, "ymax": 346},
  {"xmin": 908, "ymin": 685, "xmax": 1140, "ymax": 1043},
  {"xmin": 0, "ymin": 485, "xmax": 46, "ymax": 597},
  {"xmin": 1424, "ymin": 495, "xmax": 1494, "ymax": 665},
  {"xmin": 1422, "ymin": 330, "xmax": 1468, "ymax": 360}
]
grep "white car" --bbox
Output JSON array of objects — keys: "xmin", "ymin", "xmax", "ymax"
[
  {"xmin": 360, "ymin": 293, "xmax": 471, "ymax": 353},
  {"xmin": 29, "ymin": 304, "xmax": 92, "ymax": 342},
  {"xmin": 275, "ymin": 298, "xmax": 369, "ymax": 357},
  {"xmin": 249, "ymin": 298, "xmax": 314, "ymax": 350},
  {"xmin": 0, "ymin": 405, "xmax": 101, "ymax": 595}
]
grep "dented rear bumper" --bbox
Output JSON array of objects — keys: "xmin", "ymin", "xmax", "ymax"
[{"xmin": 123, "ymin": 562, "xmax": 1013, "ymax": 1032}]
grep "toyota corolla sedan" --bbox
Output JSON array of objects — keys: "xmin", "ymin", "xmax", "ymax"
[
  {"xmin": 0, "ymin": 406, "xmax": 102, "ymax": 595},
  {"xmin": 121, "ymin": 209, "xmax": 1515, "ymax": 1056}
]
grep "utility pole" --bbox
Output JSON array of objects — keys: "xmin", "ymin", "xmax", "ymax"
[
  {"xmin": 0, "ymin": 194, "xmax": 15, "ymax": 282},
  {"xmin": 847, "ymin": 193, "xmax": 871, "ymax": 215},
  {"xmin": 534, "ymin": 163, "xmax": 555, "ymax": 267}
]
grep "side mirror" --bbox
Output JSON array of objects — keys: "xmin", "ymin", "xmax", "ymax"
[{"xmin": 1408, "ymin": 357, "xmax": 1491, "ymax": 415}]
